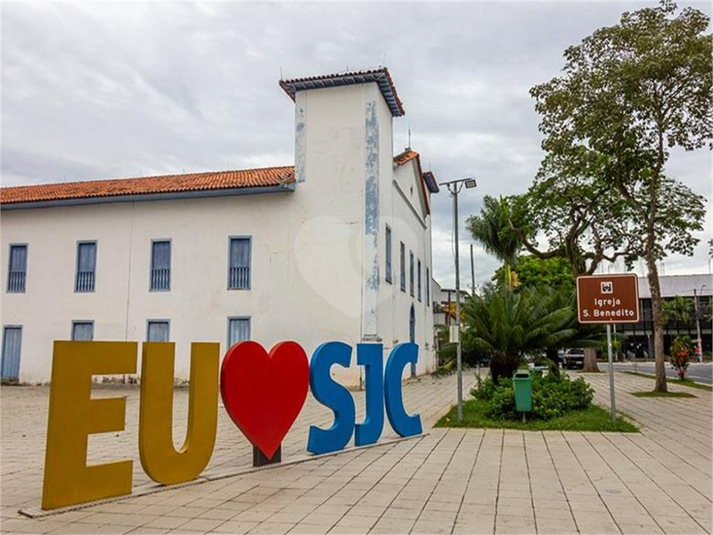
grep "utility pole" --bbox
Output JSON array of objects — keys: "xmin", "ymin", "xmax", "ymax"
[{"xmin": 440, "ymin": 177, "xmax": 477, "ymax": 422}]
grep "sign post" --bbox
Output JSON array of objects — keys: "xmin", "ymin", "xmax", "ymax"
[{"xmin": 576, "ymin": 274, "xmax": 640, "ymax": 426}]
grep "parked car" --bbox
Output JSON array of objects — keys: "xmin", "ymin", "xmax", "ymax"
[{"xmin": 563, "ymin": 348, "xmax": 585, "ymax": 369}]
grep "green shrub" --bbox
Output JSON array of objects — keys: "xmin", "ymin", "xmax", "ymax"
[{"xmin": 471, "ymin": 372, "xmax": 593, "ymax": 421}]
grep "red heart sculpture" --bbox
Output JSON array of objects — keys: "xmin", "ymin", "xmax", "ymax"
[{"xmin": 220, "ymin": 340, "xmax": 309, "ymax": 460}]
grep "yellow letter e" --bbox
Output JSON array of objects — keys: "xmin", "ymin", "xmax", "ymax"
[{"xmin": 42, "ymin": 341, "xmax": 137, "ymax": 510}]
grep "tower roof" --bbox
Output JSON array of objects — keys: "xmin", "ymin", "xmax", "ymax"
[{"xmin": 279, "ymin": 67, "xmax": 405, "ymax": 117}]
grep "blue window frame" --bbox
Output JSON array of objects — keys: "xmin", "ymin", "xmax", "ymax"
[
  {"xmin": 72, "ymin": 321, "xmax": 94, "ymax": 341},
  {"xmin": 426, "ymin": 267, "xmax": 431, "ymax": 306},
  {"xmin": 409, "ymin": 251, "xmax": 414, "ymax": 297},
  {"xmin": 147, "ymin": 320, "xmax": 170, "ymax": 342},
  {"xmin": 150, "ymin": 240, "xmax": 171, "ymax": 291},
  {"xmin": 228, "ymin": 237, "xmax": 251, "ymax": 290},
  {"xmin": 385, "ymin": 226, "xmax": 392, "ymax": 284},
  {"xmin": 228, "ymin": 317, "xmax": 251, "ymax": 348},
  {"xmin": 75, "ymin": 241, "xmax": 96, "ymax": 292},
  {"xmin": 1, "ymin": 326, "xmax": 22, "ymax": 382},
  {"xmin": 7, "ymin": 244, "xmax": 27, "ymax": 293},
  {"xmin": 400, "ymin": 242, "xmax": 406, "ymax": 292},
  {"xmin": 418, "ymin": 259, "xmax": 422, "ymax": 301}
]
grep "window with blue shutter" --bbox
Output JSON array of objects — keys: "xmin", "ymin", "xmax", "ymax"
[
  {"xmin": 400, "ymin": 242, "xmax": 406, "ymax": 292},
  {"xmin": 228, "ymin": 317, "xmax": 251, "ymax": 348},
  {"xmin": 418, "ymin": 259, "xmax": 422, "ymax": 301},
  {"xmin": 409, "ymin": 251, "xmax": 414, "ymax": 297},
  {"xmin": 1, "ymin": 326, "xmax": 22, "ymax": 382},
  {"xmin": 150, "ymin": 240, "xmax": 171, "ymax": 291},
  {"xmin": 7, "ymin": 245, "xmax": 27, "ymax": 293},
  {"xmin": 385, "ymin": 226, "xmax": 392, "ymax": 284},
  {"xmin": 426, "ymin": 267, "xmax": 431, "ymax": 306},
  {"xmin": 75, "ymin": 242, "xmax": 96, "ymax": 292},
  {"xmin": 228, "ymin": 237, "xmax": 251, "ymax": 290},
  {"xmin": 147, "ymin": 320, "xmax": 170, "ymax": 342},
  {"xmin": 72, "ymin": 321, "xmax": 94, "ymax": 341}
]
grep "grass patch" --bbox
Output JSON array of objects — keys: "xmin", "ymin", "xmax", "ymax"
[
  {"xmin": 623, "ymin": 371, "xmax": 713, "ymax": 392},
  {"xmin": 435, "ymin": 398, "xmax": 638, "ymax": 432},
  {"xmin": 631, "ymin": 391, "xmax": 696, "ymax": 398}
]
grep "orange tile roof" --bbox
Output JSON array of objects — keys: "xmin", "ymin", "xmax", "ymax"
[{"xmin": 1, "ymin": 166, "xmax": 295, "ymax": 205}]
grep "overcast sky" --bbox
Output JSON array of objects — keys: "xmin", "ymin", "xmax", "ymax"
[{"xmin": 3, "ymin": 1, "xmax": 712, "ymax": 289}]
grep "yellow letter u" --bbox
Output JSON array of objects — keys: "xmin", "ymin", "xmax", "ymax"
[{"xmin": 139, "ymin": 342, "xmax": 218, "ymax": 485}]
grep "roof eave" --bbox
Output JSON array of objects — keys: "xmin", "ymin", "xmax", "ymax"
[{"xmin": 0, "ymin": 182, "xmax": 296, "ymax": 211}]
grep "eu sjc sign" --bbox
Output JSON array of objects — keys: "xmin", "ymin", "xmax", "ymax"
[{"xmin": 41, "ymin": 340, "xmax": 422, "ymax": 510}]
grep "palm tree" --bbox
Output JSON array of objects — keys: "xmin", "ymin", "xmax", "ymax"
[
  {"xmin": 467, "ymin": 196, "xmax": 522, "ymax": 290},
  {"xmin": 462, "ymin": 286, "xmax": 577, "ymax": 384},
  {"xmin": 662, "ymin": 296, "xmax": 694, "ymax": 335}
]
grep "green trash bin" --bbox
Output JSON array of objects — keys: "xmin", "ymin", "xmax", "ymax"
[{"xmin": 513, "ymin": 371, "xmax": 532, "ymax": 413}]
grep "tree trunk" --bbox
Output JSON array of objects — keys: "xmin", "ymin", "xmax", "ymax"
[
  {"xmin": 646, "ymin": 249, "xmax": 667, "ymax": 392},
  {"xmin": 582, "ymin": 348, "xmax": 600, "ymax": 372}
]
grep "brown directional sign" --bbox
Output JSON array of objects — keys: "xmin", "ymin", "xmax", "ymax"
[{"xmin": 576, "ymin": 274, "xmax": 640, "ymax": 324}]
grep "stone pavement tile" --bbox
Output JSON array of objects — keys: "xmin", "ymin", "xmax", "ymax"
[
  {"xmin": 535, "ymin": 516, "xmax": 578, "ymax": 535},
  {"xmin": 127, "ymin": 528, "xmax": 170, "ymax": 535},
  {"xmin": 175, "ymin": 517, "xmax": 224, "ymax": 532},
  {"xmin": 495, "ymin": 514, "xmax": 536, "ymax": 530},
  {"xmin": 381, "ymin": 507, "xmax": 420, "ymax": 521},
  {"xmin": 410, "ymin": 519, "xmax": 453, "ymax": 534},
  {"xmin": 369, "ymin": 517, "xmax": 415, "ymax": 533},
  {"xmin": 332, "ymin": 515, "xmax": 379, "ymax": 529},
  {"xmin": 424, "ymin": 499, "xmax": 460, "ymax": 513},
  {"xmin": 247, "ymin": 521, "xmax": 297, "ymax": 534},
  {"xmin": 288, "ymin": 523, "xmax": 334, "ymax": 535},
  {"xmin": 654, "ymin": 516, "xmax": 708, "ymax": 535},
  {"xmin": 80, "ymin": 512, "xmax": 158, "ymax": 527},
  {"xmin": 567, "ymin": 497, "xmax": 610, "ymax": 514},
  {"xmin": 232, "ymin": 509, "xmax": 277, "ymax": 523},
  {"xmin": 453, "ymin": 517, "xmax": 495, "ymax": 535},
  {"xmin": 299, "ymin": 513, "xmax": 345, "ymax": 526},
  {"xmin": 496, "ymin": 506, "xmax": 534, "ymax": 519},
  {"xmin": 417, "ymin": 509, "xmax": 457, "ymax": 524},
  {"xmin": 210, "ymin": 520, "xmax": 260, "ymax": 534},
  {"xmin": 571, "ymin": 511, "xmax": 619, "ymax": 534},
  {"xmin": 47, "ymin": 522, "xmax": 132, "ymax": 534},
  {"xmin": 197, "ymin": 508, "xmax": 239, "ymax": 521},
  {"xmin": 141, "ymin": 516, "xmax": 191, "ymax": 530},
  {"xmin": 619, "ymin": 524, "xmax": 664, "ymax": 535},
  {"xmin": 135, "ymin": 504, "xmax": 179, "ymax": 517},
  {"xmin": 533, "ymin": 508, "xmax": 574, "ymax": 521},
  {"xmin": 164, "ymin": 506, "xmax": 212, "ymax": 519}
]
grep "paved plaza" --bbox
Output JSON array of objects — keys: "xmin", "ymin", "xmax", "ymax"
[{"xmin": 1, "ymin": 370, "xmax": 711, "ymax": 535}]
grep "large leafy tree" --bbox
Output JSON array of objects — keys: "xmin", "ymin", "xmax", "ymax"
[{"xmin": 529, "ymin": 1, "xmax": 711, "ymax": 392}]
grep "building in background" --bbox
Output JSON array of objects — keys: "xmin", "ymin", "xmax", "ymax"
[
  {"xmin": 614, "ymin": 274, "xmax": 712, "ymax": 357},
  {"xmin": 1, "ymin": 68, "xmax": 439, "ymax": 385}
]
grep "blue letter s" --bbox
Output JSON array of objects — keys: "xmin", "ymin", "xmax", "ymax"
[{"xmin": 307, "ymin": 342, "xmax": 356, "ymax": 454}]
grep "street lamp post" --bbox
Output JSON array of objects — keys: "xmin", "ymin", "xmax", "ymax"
[
  {"xmin": 694, "ymin": 285, "xmax": 706, "ymax": 362},
  {"xmin": 439, "ymin": 177, "xmax": 477, "ymax": 422}
]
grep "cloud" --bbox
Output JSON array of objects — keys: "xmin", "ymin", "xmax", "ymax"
[{"xmin": 2, "ymin": 1, "xmax": 711, "ymax": 286}]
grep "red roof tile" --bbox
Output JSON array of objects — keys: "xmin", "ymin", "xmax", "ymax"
[{"xmin": 1, "ymin": 166, "xmax": 295, "ymax": 205}]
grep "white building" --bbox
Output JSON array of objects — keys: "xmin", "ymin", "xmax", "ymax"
[{"xmin": 1, "ymin": 68, "xmax": 440, "ymax": 386}]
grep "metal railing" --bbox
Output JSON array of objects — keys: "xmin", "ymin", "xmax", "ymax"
[
  {"xmin": 75, "ymin": 271, "xmax": 95, "ymax": 292},
  {"xmin": 7, "ymin": 272, "xmax": 25, "ymax": 292},
  {"xmin": 150, "ymin": 268, "xmax": 170, "ymax": 291},
  {"xmin": 229, "ymin": 266, "xmax": 250, "ymax": 289}
]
